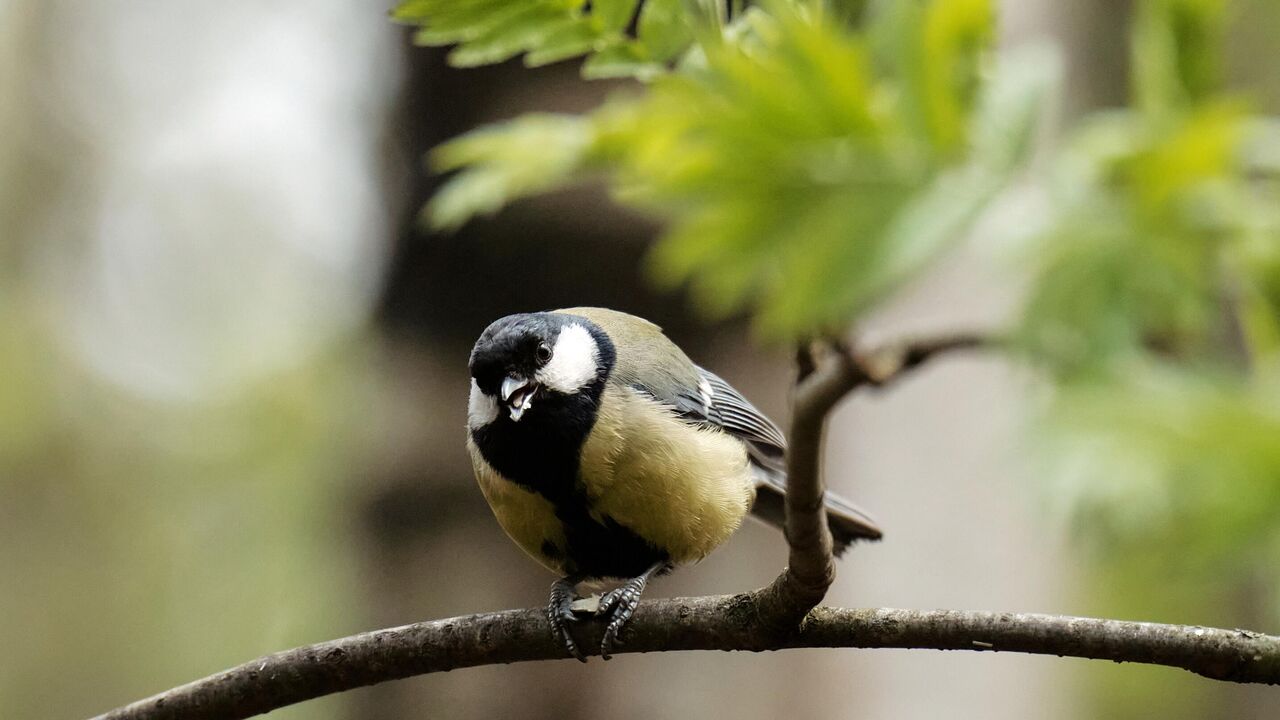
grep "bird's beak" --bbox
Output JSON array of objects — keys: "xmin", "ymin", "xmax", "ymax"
[{"xmin": 501, "ymin": 376, "xmax": 538, "ymax": 422}]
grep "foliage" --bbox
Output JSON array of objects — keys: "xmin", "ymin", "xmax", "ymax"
[
  {"xmin": 429, "ymin": 114, "xmax": 597, "ymax": 230},
  {"xmin": 1017, "ymin": 0, "xmax": 1269, "ymax": 377},
  {"xmin": 1020, "ymin": 0, "xmax": 1277, "ymax": 501},
  {"xmin": 393, "ymin": 0, "xmax": 700, "ymax": 79},
  {"xmin": 1010, "ymin": 5, "xmax": 1280, "ymax": 690},
  {"xmin": 417, "ymin": 0, "xmax": 1056, "ymax": 337}
]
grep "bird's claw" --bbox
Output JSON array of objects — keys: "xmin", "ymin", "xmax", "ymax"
[
  {"xmin": 596, "ymin": 579, "xmax": 645, "ymax": 660},
  {"xmin": 548, "ymin": 577, "xmax": 586, "ymax": 663}
]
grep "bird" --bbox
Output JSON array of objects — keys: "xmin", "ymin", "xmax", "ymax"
[{"xmin": 465, "ymin": 307, "xmax": 881, "ymax": 660}]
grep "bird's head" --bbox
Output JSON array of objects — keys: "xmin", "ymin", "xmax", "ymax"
[{"xmin": 468, "ymin": 312, "xmax": 611, "ymax": 426}]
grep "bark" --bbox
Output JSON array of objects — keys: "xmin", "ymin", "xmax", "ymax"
[{"xmin": 91, "ymin": 599, "xmax": 1280, "ymax": 720}]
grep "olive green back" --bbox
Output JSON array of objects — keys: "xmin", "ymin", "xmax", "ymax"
[{"xmin": 552, "ymin": 307, "xmax": 702, "ymax": 402}]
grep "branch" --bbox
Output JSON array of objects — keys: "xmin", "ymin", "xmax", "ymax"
[
  {"xmin": 92, "ymin": 598, "xmax": 1280, "ymax": 720},
  {"xmin": 854, "ymin": 332, "xmax": 994, "ymax": 387},
  {"xmin": 756, "ymin": 332, "xmax": 992, "ymax": 618},
  {"xmin": 754, "ymin": 341, "xmax": 853, "ymax": 618}
]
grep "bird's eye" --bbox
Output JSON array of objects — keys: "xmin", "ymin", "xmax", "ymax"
[{"xmin": 535, "ymin": 342, "xmax": 552, "ymax": 365}]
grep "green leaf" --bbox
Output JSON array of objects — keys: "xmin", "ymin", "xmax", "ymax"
[
  {"xmin": 394, "ymin": 0, "xmax": 697, "ymax": 79},
  {"xmin": 523, "ymin": 20, "xmax": 601, "ymax": 66},
  {"xmin": 593, "ymin": 0, "xmax": 638, "ymax": 32},
  {"xmin": 582, "ymin": 43, "xmax": 664, "ymax": 80},
  {"xmin": 1125, "ymin": 100, "xmax": 1246, "ymax": 212},
  {"xmin": 637, "ymin": 0, "xmax": 696, "ymax": 62},
  {"xmin": 407, "ymin": 0, "xmax": 520, "ymax": 43},
  {"xmin": 870, "ymin": 0, "xmax": 994, "ymax": 156},
  {"xmin": 447, "ymin": 5, "xmax": 575, "ymax": 67},
  {"xmin": 920, "ymin": 0, "xmax": 994, "ymax": 152},
  {"xmin": 427, "ymin": 114, "xmax": 596, "ymax": 230},
  {"xmin": 1132, "ymin": 0, "xmax": 1229, "ymax": 114},
  {"xmin": 970, "ymin": 43, "xmax": 1062, "ymax": 175}
]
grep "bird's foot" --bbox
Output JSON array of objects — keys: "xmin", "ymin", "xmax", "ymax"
[
  {"xmin": 596, "ymin": 562, "xmax": 671, "ymax": 660},
  {"xmin": 547, "ymin": 576, "xmax": 586, "ymax": 663}
]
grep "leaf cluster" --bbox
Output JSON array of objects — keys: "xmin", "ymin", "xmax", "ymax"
[
  {"xmin": 1016, "ymin": 0, "xmax": 1280, "ymax": 623},
  {"xmin": 418, "ymin": 0, "xmax": 1054, "ymax": 337},
  {"xmin": 393, "ymin": 0, "xmax": 697, "ymax": 79}
]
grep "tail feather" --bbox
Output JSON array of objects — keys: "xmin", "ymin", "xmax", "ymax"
[{"xmin": 750, "ymin": 470, "xmax": 882, "ymax": 556}]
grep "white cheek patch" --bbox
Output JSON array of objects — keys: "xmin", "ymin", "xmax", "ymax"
[
  {"xmin": 468, "ymin": 379, "xmax": 499, "ymax": 428},
  {"xmin": 535, "ymin": 323, "xmax": 600, "ymax": 393}
]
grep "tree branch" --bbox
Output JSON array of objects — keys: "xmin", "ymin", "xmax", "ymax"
[
  {"xmin": 755, "ymin": 341, "xmax": 853, "ymax": 619},
  {"xmin": 92, "ymin": 598, "xmax": 1280, "ymax": 720},
  {"xmin": 756, "ymin": 333, "xmax": 991, "ymax": 619}
]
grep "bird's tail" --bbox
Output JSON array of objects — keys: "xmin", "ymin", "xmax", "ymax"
[{"xmin": 750, "ymin": 469, "xmax": 883, "ymax": 556}]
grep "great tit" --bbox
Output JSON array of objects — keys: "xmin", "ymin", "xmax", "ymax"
[{"xmin": 467, "ymin": 307, "xmax": 881, "ymax": 660}]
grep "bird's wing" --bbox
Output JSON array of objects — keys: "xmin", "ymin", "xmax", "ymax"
[
  {"xmin": 631, "ymin": 365, "xmax": 788, "ymax": 471},
  {"xmin": 693, "ymin": 368, "xmax": 787, "ymax": 464}
]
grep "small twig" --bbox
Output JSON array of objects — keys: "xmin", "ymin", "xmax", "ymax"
[
  {"xmin": 794, "ymin": 342, "xmax": 818, "ymax": 382},
  {"xmin": 854, "ymin": 333, "xmax": 993, "ymax": 387},
  {"xmin": 1216, "ymin": 271, "xmax": 1253, "ymax": 372}
]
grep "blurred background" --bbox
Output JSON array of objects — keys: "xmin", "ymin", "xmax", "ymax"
[{"xmin": 2, "ymin": 1, "xmax": 1279, "ymax": 718}]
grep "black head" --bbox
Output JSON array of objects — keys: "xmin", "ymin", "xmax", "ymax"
[{"xmin": 468, "ymin": 312, "xmax": 615, "ymax": 427}]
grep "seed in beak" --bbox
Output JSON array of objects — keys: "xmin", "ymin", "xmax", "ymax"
[{"xmin": 501, "ymin": 376, "xmax": 537, "ymax": 421}]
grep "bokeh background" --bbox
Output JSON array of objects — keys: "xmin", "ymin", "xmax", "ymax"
[{"xmin": 3, "ymin": 1, "xmax": 1279, "ymax": 718}]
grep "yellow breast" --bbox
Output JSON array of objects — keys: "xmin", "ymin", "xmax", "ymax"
[
  {"xmin": 469, "ymin": 385, "xmax": 757, "ymax": 575},
  {"xmin": 577, "ymin": 385, "xmax": 756, "ymax": 565}
]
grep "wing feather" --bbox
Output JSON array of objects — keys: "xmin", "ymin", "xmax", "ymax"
[
  {"xmin": 626, "ymin": 364, "xmax": 787, "ymax": 470},
  {"xmin": 698, "ymin": 369, "xmax": 787, "ymax": 460}
]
